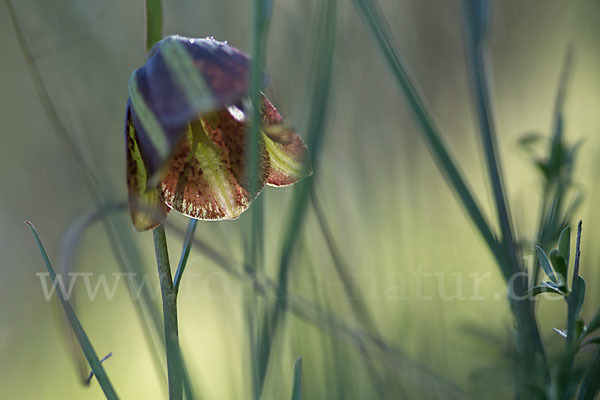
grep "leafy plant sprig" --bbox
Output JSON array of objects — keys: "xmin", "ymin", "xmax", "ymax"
[{"xmin": 530, "ymin": 222, "xmax": 600, "ymax": 398}]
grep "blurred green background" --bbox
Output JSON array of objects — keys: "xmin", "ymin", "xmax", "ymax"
[{"xmin": 1, "ymin": 0, "xmax": 599, "ymax": 398}]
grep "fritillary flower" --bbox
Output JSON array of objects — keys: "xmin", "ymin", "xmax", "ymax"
[{"xmin": 125, "ymin": 35, "xmax": 311, "ymax": 230}]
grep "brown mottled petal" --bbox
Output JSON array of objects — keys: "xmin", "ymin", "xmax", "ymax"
[
  {"xmin": 125, "ymin": 101, "xmax": 170, "ymax": 231},
  {"xmin": 261, "ymin": 95, "xmax": 312, "ymax": 186},
  {"xmin": 204, "ymin": 106, "xmax": 270, "ymax": 191},
  {"xmin": 158, "ymin": 108, "xmax": 268, "ymax": 220}
]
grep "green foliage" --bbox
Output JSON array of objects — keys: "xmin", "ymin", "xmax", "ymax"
[
  {"xmin": 531, "ymin": 223, "xmax": 600, "ymax": 399},
  {"xmin": 26, "ymin": 222, "xmax": 119, "ymax": 400}
]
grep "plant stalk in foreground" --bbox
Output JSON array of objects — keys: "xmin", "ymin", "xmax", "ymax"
[{"xmin": 153, "ymin": 224, "xmax": 182, "ymax": 400}]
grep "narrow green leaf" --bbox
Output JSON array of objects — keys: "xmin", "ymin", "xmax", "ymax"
[
  {"xmin": 255, "ymin": 0, "xmax": 337, "ymax": 396},
  {"xmin": 173, "ymin": 219, "xmax": 197, "ymax": 295},
  {"xmin": 558, "ymin": 225, "xmax": 571, "ymax": 267},
  {"xmin": 536, "ymin": 246, "xmax": 558, "ymax": 284},
  {"xmin": 26, "ymin": 222, "xmax": 119, "ymax": 400},
  {"xmin": 145, "ymin": 0, "xmax": 163, "ymax": 51},
  {"xmin": 527, "ymin": 284, "xmax": 564, "ymax": 298},
  {"xmin": 584, "ymin": 308, "xmax": 600, "ymax": 338},
  {"xmin": 352, "ymin": 0, "xmax": 502, "ymax": 274},
  {"xmin": 549, "ymin": 249, "xmax": 567, "ymax": 287},
  {"xmin": 291, "ymin": 357, "xmax": 302, "ymax": 400}
]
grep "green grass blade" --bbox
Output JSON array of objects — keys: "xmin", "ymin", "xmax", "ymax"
[
  {"xmin": 145, "ymin": 0, "xmax": 163, "ymax": 51},
  {"xmin": 174, "ymin": 219, "xmax": 198, "ymax": 295},
  {"xmin": 247, "ymin": 0, "xmax": 271, "ymax": 196},
  {"xmin": 26, "ymin": 222, "xmax": 119, "ymax": 400},
  {"xmin": 462, "ymin": 0, "xmax": 519, "ymax": 280},
  {"xmin": 462, "ymin": 0, "xmax": 549, "ymax": 384},
  {"xmin": 310, "ymin": 193, "xmax": 406, "ymax": 394},
  {"xmin": 353, "ymin": 0, "xmax": 501, "ymax": 263},
  {"xmin": 290, "ymin": 357, "xmax": 302, "ymax": 400},
  {"xmin": 255, "ymin": 0, "xmax": 337, "ymax": 395},
  {"xmin": 246, "ymin": 1, "xmax": 271, "ymax": 397}
]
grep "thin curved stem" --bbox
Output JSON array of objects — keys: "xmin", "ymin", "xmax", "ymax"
[{"xmin": 173, "ymin": 219, "xmax": 198, "ymax": 295}]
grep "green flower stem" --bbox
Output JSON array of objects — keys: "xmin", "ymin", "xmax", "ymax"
[
  {"xmin": 153, "ymin": 224, "xmax": 182, "ymax": 400},
  {"xmin": 145, "ymin": 0, "xmax": 163, "ymax": 51}
]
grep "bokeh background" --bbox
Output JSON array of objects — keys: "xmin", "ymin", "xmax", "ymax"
[{"xmin": 1, "ymin": 0, "xmax": 599, "ymax": 398}]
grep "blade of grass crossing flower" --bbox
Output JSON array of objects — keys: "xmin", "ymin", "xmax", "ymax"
[
  {"xmin": 352, "ymin": 0, "xmax": 501, "ymax": 265},
  {"xmin": 246, "ymin": 0, "xmax": 271, "ymax": 291},
  {"xmin": 256, "ymin": 0, "xmax": 337, "ymax": 396},
  {"xmin": 248, "ymin": 0, "xmax": 272, "ymax": 195},
  {"xmin": 145, "ymin": 0, "xmax": 163, "ymax": 51},
  {"xmin": 26, "ymin": 222, "xmax": 119, "ymax": 400},
  {"xmin": 290, "ymin": 357, "xmax": 302, "ymax": 400},
  {"xmin": 174, "ymin": 219, "xmax": 198, "ymax": 295},
  {"xmin": 246, "ymin": 0, "xmax": 271, "ymax": 397}
]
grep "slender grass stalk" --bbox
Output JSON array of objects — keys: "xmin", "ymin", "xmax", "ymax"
[
  {"xmin": 26, "ymin": 222, "xmax": 119, "ymax": 400},
  {"xmin": 255, "ymin": 0, "xmax": 337, "ymax": 395},
  {"xmin": 174, "ymin": 219, "xmax": 198, "ymax": 295},
  {"xmin": 310, "ymin": 193, "xmax": 406, "ymax": 398},
  {"xmin": 246, "ymin": 1, "xmax": 271, "ymax": 396},
  {"xmin": 310, "ymin": 193, "xmax": 377, "ymax": 329},
  {"xmin": 353, "ymin": 0, "xmax": 502, "ymax": 263},
  {"xmin": 247, "ymin": 0, "xmax": 270, "ymax": 197},
  {"xmin": 461, "ymin": 1, "xmax": 548, "ymax": 384},
  {"xmin": 355, "ymin": 0, "xmax": 550, "ymax": 393},
  {"xmin": 153, "ymin": 224, "xmax": 182, "ymax": 400},
  {"xmin": 145, "ymin": 0, "xmax": 163, "ymax": 51},
  {"xmin": 532, "ymin": 48, "xmax": 574, "ymax": 284},
  {"xmin": 554, "ymin": 221, "xmax": 583, "ymax": 399}
]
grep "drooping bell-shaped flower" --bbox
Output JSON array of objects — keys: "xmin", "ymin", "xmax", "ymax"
[{"xmin": 125, "ymin": 36, "xmax": 311, "ymax": 231}]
